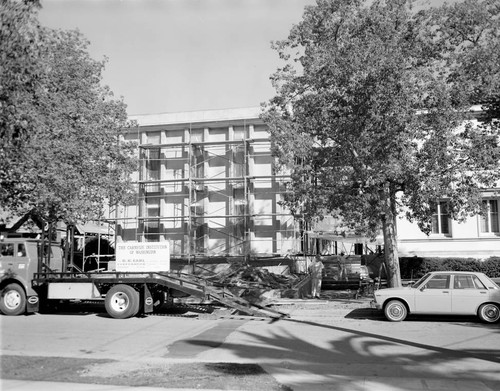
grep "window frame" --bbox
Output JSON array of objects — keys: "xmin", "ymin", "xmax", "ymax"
[
  {"xmin": 0, "ymin": 243, "xmax": 14, "ymax": 256},
  {"xmin": 17, "ymin": 243, "xmax": 27, "ymax": 257},
  {"xmin": 424, "ymin": 274, "xmax": 451, "ymax": 289},
  {"xmin": 453, "ymin": 274, "xmax": 487, "ymax": 290},
  {"xmin": 479, "ymin": 199, "xmax": 500, "ymax": 235},
  {"xmin": 431, "ymin": 201, "xmax": 451, "ymax": 236}
]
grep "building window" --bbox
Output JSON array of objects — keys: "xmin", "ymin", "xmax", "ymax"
[
  {"xmin": 480, "ymin": 199, "xmax": 499, "ymax": 233},
  {"xmin": 146, "ymin": 131, "xmax": 161, "ymax": 145},
  {"xmin": 143, "ymin": 194, "xmax": 161, "ymax": 240},
  {"xmin": 431, "ymin": 201, "xmax": 450, "ymax": 235},
  {"xmin": 146, "ymin": 196, "xmax": 160, "ymax": 218},
  {"xmin": 141, "ymin": 148, "xmax": 161, "ymax": 192},
  {"xmin": 144, "ymin": 219, "xmax": 160, "ymax": 235},
  {"xmin": 354, "ymin": 243, "xmax": 364, "ymax": 255},
  {"xmin": 146, "ymin": 148, "xmax": 161, "ymax": 181},
  {"xmin": 170, "ymin": 201, "xmax": 183, "ymax": 229}
]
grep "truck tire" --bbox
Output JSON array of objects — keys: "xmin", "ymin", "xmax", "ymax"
[
  {"xmin": 105, "ymin": 284, "xmax": 140, "ymax": 319},
  {"xmin": 0, "ymin": 284, "xmax": 26, "ymax": 316}
]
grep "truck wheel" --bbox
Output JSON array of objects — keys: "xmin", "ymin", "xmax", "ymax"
[
  {"xmin": 105, "ymin": 284, "xmax": 140, "ymax": 319},
  {"xmin": 0, "ymin": 284, "xmax": 26, "ymax": 316},
  {"xmin": 478, "ymin": 303, "xmax": 500, "ymax": 323},
  {"xmin": 384, "ymin": 300, "xmax": 407, "ymax": 322}
]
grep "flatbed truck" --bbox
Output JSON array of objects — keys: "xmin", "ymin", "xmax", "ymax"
[{"xmin": 0, "ymin": 237, "xmax": 287, "ymax": 319}]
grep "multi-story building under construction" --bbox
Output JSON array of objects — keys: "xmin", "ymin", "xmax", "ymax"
[
  {"xmin": 113, "ymin": 107, "xmax": 302, "ymax": 261},
  {"xmin": 111, "ymin": 105, "xmax": 500, "ymax": 262}
]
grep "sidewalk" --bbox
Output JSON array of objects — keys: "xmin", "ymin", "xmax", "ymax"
[
  {"xmin": 4, "ymin": 375, "xmax": 500, "ymax": 391},
  {"xmin": 263, "ymin": 365, "xmax": 500, "ymax": 391},
  {"xmin": 2, "ymin": 379, "xmax": 222, "ymax": 391}
]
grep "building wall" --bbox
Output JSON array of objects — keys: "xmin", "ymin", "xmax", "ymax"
[
  {"xmin": 113, "ymin": 107, "xmax": 500, "ymax": 260},
  {"xmin": 393, "ymin": 112, "xmax": 500, "ymax": 259},
  {"xmin": 396, "ymin": 195, "xmax": 500, "ymax": 258},
  {"xmin": 113, "ymin": 108, "xmax": 299, "ymax": 259}
]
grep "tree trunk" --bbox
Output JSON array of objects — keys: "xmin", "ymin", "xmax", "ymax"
[{"xmin": 380, "ymin": 184, "xmax": 402, "ymax": 288}]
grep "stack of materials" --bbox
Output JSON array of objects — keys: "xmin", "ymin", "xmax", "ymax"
[{"xmin": 203, "ymin": 262, "xmax": 309, "ymax": 302}]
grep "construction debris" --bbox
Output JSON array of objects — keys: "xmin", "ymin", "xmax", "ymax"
[
  {"xmin": 195, "ymin": 262, "xmax": 310, "ymax": 304},
  {"xmin": 193, "ymin": 261, "xmax": 372, "ymax": 310},
  {"xmin": 204, "ymin": 262, "xmax": 301, "ymax": 289}
]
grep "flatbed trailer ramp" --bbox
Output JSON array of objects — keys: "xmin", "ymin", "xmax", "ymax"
[{"xmin": 32, "ymin": 271, "xmax": 289, "ymax": 319}]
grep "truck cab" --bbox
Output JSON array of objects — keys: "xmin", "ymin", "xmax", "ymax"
[{"xmin": 0, "ymin": 237, "xmax": 63, "ymax": 315}]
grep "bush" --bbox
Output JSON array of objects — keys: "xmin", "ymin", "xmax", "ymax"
[
  {"xmin": 399, "ymin": 257, "xmax": 440, "ymax": 279},
  {"xmin": 482, "ymin": 257, "xmax": 500, "ymax": 278},
  {"xmin": 399, "ymin": 256, "xmax": 500, "ymax": 279}
]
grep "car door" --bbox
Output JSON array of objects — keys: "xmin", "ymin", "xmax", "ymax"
[
  {"xmin": 451, "ymin": 274, "xmax": 489, "ymax": 314},
  {"xmin": 414, "ymin": 274, "xmax": 452, "ymax": 313}
]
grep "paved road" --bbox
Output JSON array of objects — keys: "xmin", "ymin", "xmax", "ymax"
[{"xmin": 1, "ymin": 299, "xmax": 500, "ymax": 390}]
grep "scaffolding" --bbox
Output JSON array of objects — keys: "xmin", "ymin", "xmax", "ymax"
[{"xmin": 115, "ymin": 119, "xmax": 302, "ymax": 261}]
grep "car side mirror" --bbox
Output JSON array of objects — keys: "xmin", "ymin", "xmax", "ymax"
[{"xmin": 420, "ymin": 285, "xmax": 426, "ymax": 292}]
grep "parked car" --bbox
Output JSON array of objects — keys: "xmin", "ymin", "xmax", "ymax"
[
  {"xmin": 371, "ymin": 271, "xmax": 500, "ymax": 323},
  {"xmin": 322, "ymin": 255, "xmax": 372, "ymax": 289}
]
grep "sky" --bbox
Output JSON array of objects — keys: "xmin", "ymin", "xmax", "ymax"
[
  {"xmin": 38, "ymin": 0, "xmax": 317, "ymax": 115},
  {"xmin": 38, "ymin": 0, "xmax": 450, "ymax": 116}
]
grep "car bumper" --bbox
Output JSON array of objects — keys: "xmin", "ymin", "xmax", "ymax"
[{"xmin": 370, "ymin": 300, "xmax": 382, "ymax": 310}]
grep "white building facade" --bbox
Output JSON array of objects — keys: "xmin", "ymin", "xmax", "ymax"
[
  {"xmin": 397, "ymin": 190, "xmax": 500, "ymax": 258},
  {"xmin": 112, "ymin": 107, "xmax": 500, "ymax": 260},
  {"xmin": 113, "ymin": 107, "xmax": 301, "ymax": 261}
]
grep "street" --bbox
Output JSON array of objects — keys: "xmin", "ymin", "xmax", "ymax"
[{"xmin": 1, "ymin": 299, "xmax": 500, "ymax": 390}]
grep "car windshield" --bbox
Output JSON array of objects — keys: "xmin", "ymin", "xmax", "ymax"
[{"xmin": 411, "ymin": 273, "xmax": 431, "ymax": 289}]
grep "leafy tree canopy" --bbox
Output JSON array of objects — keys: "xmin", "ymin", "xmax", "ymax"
[
  {"xmin": 1, "ymin": 0, "xmax": 136, "ymax": 224},
  {"xmin": 262, "ymin": 0, "xmax": 500, "ymax": 286}
]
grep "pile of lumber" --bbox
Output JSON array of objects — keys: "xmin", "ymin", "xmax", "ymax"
[{"xmin": 206, "ymin": 263, "xmax": 299, "ymax": 290}]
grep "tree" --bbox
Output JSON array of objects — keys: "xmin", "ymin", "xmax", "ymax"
[
  {"xmin": 1, "ymin": 0, "xmax": 42, "ymax": 201},
  {"xmin": 262, "ymin": 0, "xmax": 500, "ymax": 287},
  {"xmin": 0, "ymin": 0, "xmax": 136, "ymax": 226}
]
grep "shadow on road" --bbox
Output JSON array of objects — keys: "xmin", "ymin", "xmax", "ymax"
[
  {"xmin": 184, "ymin": 309, "xmax": 500, "ymax": 390},
  {"xmin": 285, "ymin": 316, "xmax": 500, "ymax": 364}
]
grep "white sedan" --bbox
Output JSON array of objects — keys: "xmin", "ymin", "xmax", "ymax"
[{"xmin": 371, "ymin": 271, "xmax": 500, "ymax": 323}]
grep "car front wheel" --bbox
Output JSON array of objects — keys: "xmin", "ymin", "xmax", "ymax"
[
  {"xmin": 478, "ymin": 303, "xmax": 500, "ymax": 323},
  {"xmin": 384, "ymin": 300, "xmax": 407, "ymax": 322}
]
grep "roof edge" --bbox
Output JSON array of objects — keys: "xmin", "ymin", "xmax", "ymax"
[{"xmin": 129, "ymin": 107, "xmax": 262, "ymax": 127}]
